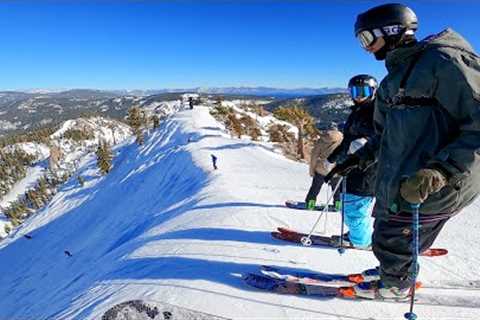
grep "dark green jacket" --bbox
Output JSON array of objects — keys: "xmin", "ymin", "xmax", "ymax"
[{"xmin": 373, "ymin": 28, "xmax": 480, "ymax": 219}]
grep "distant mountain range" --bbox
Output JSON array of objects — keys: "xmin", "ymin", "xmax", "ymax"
[
  {"xmin": 193, "ymin": 86, "xmax": 347, "ymax": 97},
  {"xmin": 0, "ymin": 90, "xmax": 186, "ymax": 137},
  {"xmin": 0, "ymin": 88, "xmax": 351, "ymax": 137},
  {"xmin": 16, "ymin": 87, "xmax": 347, "ymax": 98}
]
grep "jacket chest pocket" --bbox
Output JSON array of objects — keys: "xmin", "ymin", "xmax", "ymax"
[{"xmin": 403, "ymin": 70, "xmax": 438, "ymax": 98}]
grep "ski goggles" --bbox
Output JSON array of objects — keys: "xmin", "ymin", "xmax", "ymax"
[
  {"xmin": 356, "ymin": 25, "xmax": 404, "ymax": 49},
  {"xmin": 350, "ymin": 85, "xmax": 375, "ymax": 99},
  {"xmin": 356, "ymin": 29, "xmax": 384, "ymax": 49}
]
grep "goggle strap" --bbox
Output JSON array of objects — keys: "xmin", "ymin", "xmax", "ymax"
[{"xmin": 372, "ymin": 28, "xmax": 384, "ymax": 37}]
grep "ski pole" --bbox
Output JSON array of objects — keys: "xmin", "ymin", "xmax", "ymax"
[
  {"xmin": 301, "ymin": 177, "xmax": 344, "ymax": 246},
  {"xmin": 338, "ymin": 177, "xmax": 347, "ymax": 254},
  {"xmin": 322, "ymin": 183, "xmax": 330, "ymax": 234},
  {"xmin": 404, "ymin": 203, "xmax": 420, "ymax": 320}
]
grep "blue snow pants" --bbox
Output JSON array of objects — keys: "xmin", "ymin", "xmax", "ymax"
[{"xmin": 344, "ymin": 193, "xmax": 374, "ymax": 248}]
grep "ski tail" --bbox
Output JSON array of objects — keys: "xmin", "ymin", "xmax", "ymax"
[{"xmin": 338, "ymin": 282, "xmax": 423, "ymax": 299}]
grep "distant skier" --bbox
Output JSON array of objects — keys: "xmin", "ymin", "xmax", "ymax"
[
  {"xmin": 211, "ymin": 154, "xmax": 218, "ymax": 170},
  {"xmin": 328, "ymin": 3, "xmax": 480, "ymax": 299},
  {"xmin": 326, "ymin": 74, "xmax": 378, "ymax": 249},
  {"xmin": 189, "ymin": 97, "xmax": 194, "ymax": 110},
  {"xmin": 304, "ymin": 128, "xmax": 343, "ymax": 210}
]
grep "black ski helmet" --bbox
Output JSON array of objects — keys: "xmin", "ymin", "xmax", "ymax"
[
  {"xmin": 355, "ymin": 3, "xmax": 418, "ymax": 37},
  {"xmin": 348, "ymin": 74, "xmax": 378, "ymax": 89},
  {"xmin": 348, "ymin": 74, "xmax": 378, "ymax": 102}
]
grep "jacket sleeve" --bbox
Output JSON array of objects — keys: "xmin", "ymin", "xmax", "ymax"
[
  {"xmin": 328, "ymin": 113, "xmax": 356, "ymax": 163},
  {"xmin": 428, "ymin": 51, "xmax": 480, "ymax": 182}
]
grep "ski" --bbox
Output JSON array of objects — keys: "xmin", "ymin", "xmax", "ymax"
[
  {"xmin": 244, "ymin": 272, "xmax": 480, "ymax": 308},
  {"xmin": 274, "ymin": 227, "xmax": 448, "ymax": 257},
  {"xmin": 245, "ymin": 272, "xmax": 338, "ymax": 297},
  {"xmin": 244, "ymin": 272, "xmax": 419, "ymax": 300},
  {"xmin": 285, "ymin": 200, "xmax": 338, "ymax": 212},
  {"xmin": 260, "ymin": 265, "xmax": 379, "ymax": 287}
]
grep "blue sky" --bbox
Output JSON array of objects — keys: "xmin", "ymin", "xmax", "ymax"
[{"xmin": 1, "ymin": 0, "xmax": 479, "ymax": 90}]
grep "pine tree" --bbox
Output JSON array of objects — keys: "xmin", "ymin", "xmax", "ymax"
[
  {"xmin": 273, "ymin": 102, "xmax": 317, "ymax": 159},
  {"xmin": 151, "ymin": 115, "xmax": 160, "ymax": 129},
  {"xmin": 4, "ymin": 224, "xmax": 11, "ymax": 235},
  {"xmin": 127, "ymin": 107, "xmax": 146, "ymax": 145},
  {"xmin": 226, "ymin": 113, "xmax": 244, "ymax": 138},
  {"xmin": 49, "ymin": 145, "xmax": 63, "ymax": 174},
  {"xmin": 96, "ymin": 141, "xmax": 113, "ymax": 175},
  {"xmin": 78, "ymin": 175, "xmax": 85, "ymax": 187},
  {"xmin": 127, "ymin": 107, "xmax": 142, "ymax": 131},
  {"xmin": 239, "ymin": 115, "xmax": 262, "ymax": 141}
]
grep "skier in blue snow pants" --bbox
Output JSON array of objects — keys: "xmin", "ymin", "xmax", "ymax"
[{"xmin": 327, "ymin": 74, "xmax": 378, "ymax": 248}]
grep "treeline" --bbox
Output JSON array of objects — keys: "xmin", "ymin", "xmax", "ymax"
[
  {"xmin": 0, "ymin": 148, "xmax": 37, "ymax": 196},
  {"xmin": 0, "ymin": 125, "xmax": 59, "ymax": 148},
  {"xmin": 2, "ymin": 173, "xmax": 69, "ymax": 233},
  {"xmin": 210, "ymin": 100, "xmax": 318, "ymax": 160}
]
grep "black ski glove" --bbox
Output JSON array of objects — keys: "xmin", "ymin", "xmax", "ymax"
[{"xmin": 324, "ymin": 154, "xmax": 360, "ymax": 183}]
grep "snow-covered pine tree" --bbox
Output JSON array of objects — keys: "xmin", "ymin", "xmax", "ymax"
[{"xmin": 96, "ymin": 141, "xmax": 113, "ymax": 175}]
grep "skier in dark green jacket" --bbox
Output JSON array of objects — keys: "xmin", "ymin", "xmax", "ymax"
[{"xmin": 328, "ymin": 3, "xmax": 480, "ymax": 299}]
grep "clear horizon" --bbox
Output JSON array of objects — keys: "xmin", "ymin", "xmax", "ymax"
[
  {"xmin": 1, "ymin": 0, "xmax": 479, "ymax": 90},
  {"xmin": 4, "ymin": 85, "xmax": 348, "ymax": 93}
]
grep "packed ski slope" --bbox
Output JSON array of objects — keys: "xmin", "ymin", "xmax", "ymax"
[{"xmin": 0, "ymin": 105, "xmax": 479, "ymax": 319}]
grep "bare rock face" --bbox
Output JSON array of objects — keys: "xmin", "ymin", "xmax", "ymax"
[{"xmin": 102, "ymin": 300, "xmax": 229, "ymax": 320}]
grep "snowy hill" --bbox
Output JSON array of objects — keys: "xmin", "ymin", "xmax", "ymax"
[
  {"xmin": 0, "ymin": 116, "xmax": 133, "ymax": 237},
  {"xmin": 0, "ymin": 106, "xmax": 479, "ymax": 319}
]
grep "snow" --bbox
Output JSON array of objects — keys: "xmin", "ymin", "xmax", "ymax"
[
  {"xmin": 0, "ymin": 106, "xmax": 479, "ymax": 319},
  {"xmin": 7, "ymin": 142, "xmax": 51, "ymax": 161},
  {"xmin": 0, "ymin": 119, "xmax": 19, "ymax": 130}
]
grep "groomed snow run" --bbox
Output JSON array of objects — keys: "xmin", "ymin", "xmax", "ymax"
[{"xmin": 0, "ymin": 106, "xmax": 479, "ymax": 319}]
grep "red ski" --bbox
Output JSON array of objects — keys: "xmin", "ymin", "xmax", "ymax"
[{"xmin": 274, "ymin": 227, "xmax": 448, "ymax": 257}]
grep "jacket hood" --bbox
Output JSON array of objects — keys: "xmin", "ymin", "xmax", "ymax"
[{"xmin": 386, "ymin": 28, "xmax": 476, "ymax": 70}]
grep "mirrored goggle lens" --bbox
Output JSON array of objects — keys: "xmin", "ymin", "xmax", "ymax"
[
  {"xmin": 356, "ymin": 30, "xmax": 375, "ymax": 48},
  {"xmin": 350, "ymin": 85, "xmax": 374, "ymax": 99}
]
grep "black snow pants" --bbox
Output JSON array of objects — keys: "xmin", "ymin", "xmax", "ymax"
[{"xmin": 372, "ymin": 215, "xmax": 448, "ymax": 289}]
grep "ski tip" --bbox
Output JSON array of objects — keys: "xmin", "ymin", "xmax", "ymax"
[
  {"xmin": 243, "ymin": 273, "xmax": 275, "ymax": 290},
  {"xmin": 422, "ymin": 248, "xmax": 448, "ymax": 257},
  {"xmin": 272, "ymin": 231, "xmax": 302, "ymax": 243},
  {"xmin": 338, "ymin": 287, "xmax": 356, "ymax": 298},
  {"xmin": 346, "ymin": 274, "xmax": 365, "ymax": 284},
  {"xmin": 277, "ymin": 227, "xmax": 295, "ymax": 234}
]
